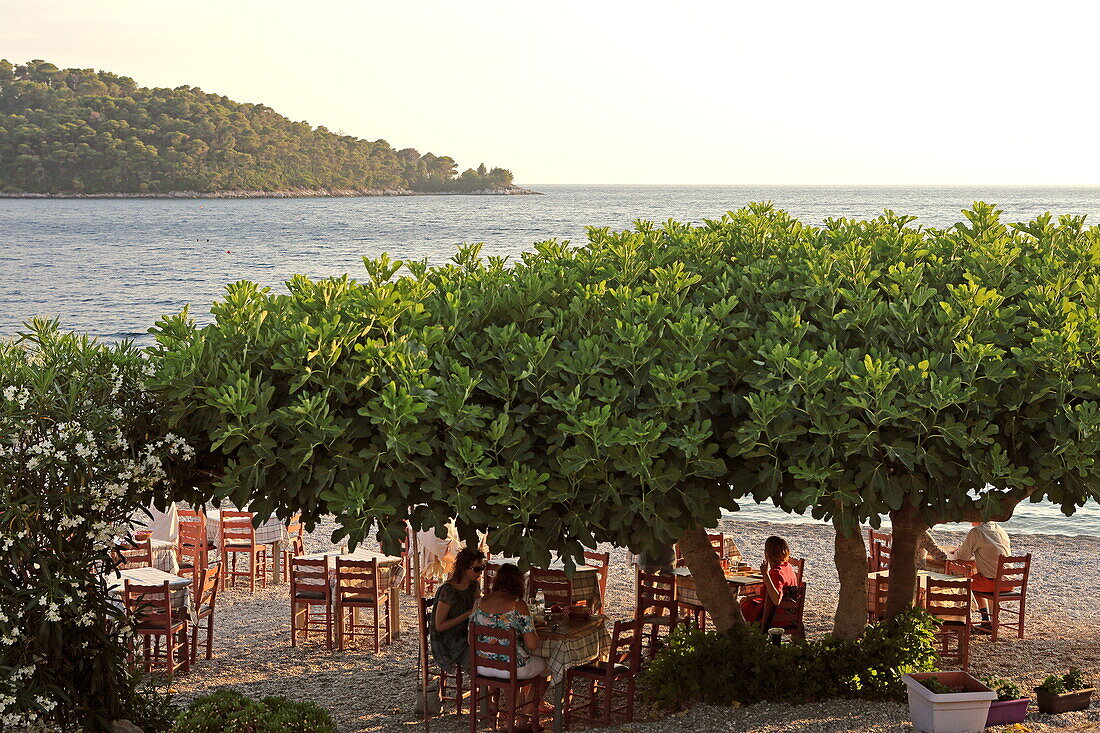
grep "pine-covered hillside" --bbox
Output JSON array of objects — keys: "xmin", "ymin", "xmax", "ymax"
[{"xmin": 0, "ymin": 59, "xmax": 517, "ymax": 195}]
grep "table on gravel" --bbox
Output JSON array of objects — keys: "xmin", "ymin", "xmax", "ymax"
[
  {"xmin": 205, "ymin": 509, "xmax": 292, "ymax": 585},
  {"xmin": 492, "ymin": 557, "xmax": 604, "ymax": 612},
  {"xmin": 299, "ymin": 547, "xmax": 405, "ymax": 641},
  {"xmin": 103, "ymin": 566, "xmax": 195, "ymax": 621},
  {"xmin": 868, "ymin": 568, "xmax": 966, "ymax": 606},
  {"xmin": 536, "ymin": 614, "xmax": 611, "ymax": 733},
  {"xmin": 672, "ymin": 566, "xmax": 766, "ymax": 606}
]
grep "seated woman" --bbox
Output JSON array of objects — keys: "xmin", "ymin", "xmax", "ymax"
[
  {"xmin": 740, "ymin": 536, "xmax": 798, "ymax": 625},
  {"xmin": 429, "ymin": 547, "xmax": 485, "ymax": 673},
  {"xmin": 470, "ymin": 563, "xmax": 549, "ymax": 731}
]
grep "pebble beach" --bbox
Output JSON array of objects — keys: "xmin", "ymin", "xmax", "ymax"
[{"xmin": 170, "ymin": 517, "xmax": 1100, "ymax": 732}]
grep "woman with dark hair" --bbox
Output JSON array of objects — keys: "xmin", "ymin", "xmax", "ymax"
[
  {"xmin": 740, "ymin": 535, "xmax": 798, "ymax": 625},
  {"xmin": 429, "ymin": 546, "xmax": 485, "ymax": 672},
  {"xmin": 470, "ymin": 563, "xmax": 549, "ymax": 731}
]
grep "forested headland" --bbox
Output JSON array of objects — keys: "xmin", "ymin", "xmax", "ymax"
[{"xmin": 0, "ymin": 59, "xmax": 527, "ymax": 196}]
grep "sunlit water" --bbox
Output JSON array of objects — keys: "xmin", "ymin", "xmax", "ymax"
[{"xmin": 3, "ymin": 184, "xmax": 1099, "ymax": 535}]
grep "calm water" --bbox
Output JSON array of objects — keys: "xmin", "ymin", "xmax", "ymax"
[{"xmin": 3, "ymin": 184, "xmax": 1099, "ymax": 535}]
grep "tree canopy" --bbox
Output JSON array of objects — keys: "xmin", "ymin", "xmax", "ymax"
[{"xmin": 0, "ymin": 59, "xmax": 515, "ymax": 195}]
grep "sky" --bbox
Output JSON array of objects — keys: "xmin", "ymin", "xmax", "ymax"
[{"xmin": 2, "ymin": 0, "xmax": 1098, "ymax": 185}]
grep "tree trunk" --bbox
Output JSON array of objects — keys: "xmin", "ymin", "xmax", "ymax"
[
  {"xmin": 832, "ymin": 519, "xmax": 868, "ymax": 640},
  {"xmin": 678, "ymin": 524, "xmax": 743, "ymax": 633},
  {"xmin": 885, "ymin": 502, "xmax": 925, "ymax": 618}
]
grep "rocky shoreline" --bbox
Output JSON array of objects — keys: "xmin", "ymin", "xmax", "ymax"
[{"xmin": 0, "ymin": 185, "xmax": 540, "ymax": 199}]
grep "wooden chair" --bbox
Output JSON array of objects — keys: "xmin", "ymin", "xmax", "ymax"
[
  {"xmin": 335, "ymin": 557, "xmax": 391, "ymax": 652},
  {"xmin": 760, "ymin": 583, "xmax": 807, "ymax": 639},
  {"xmin": 582, "ymin": 550, "xmax": 610, "ymax": 606},
  {"xmin": 402, "ymin": 535, "xmax": 413, "ymax": 595},
  {"xmin": 483, "ymin": 561, "xmax": 503, "ymax": 594},
  {"xmin": 190, "ymin": 561, "xmax": 221, "ymax": 663},
  {"xmin": 868, "ymin": 529, "xmax": 891, "ymax": 571},
  {"xmin": 972, "ymin": 553, "xmax": 1031, "ymax": 641},
  {"xmin": 674, "ymin": 531, "xmax": 727, "ymax": 568},
  {"xmin": 634, "ymin": 568, "xmax": 678, "ymax": 659},
  {"xmin": 123, "ymin": 580, "xmax": 189, "ymax": 677},
  {"xmin": 290, "ymin": 557, "xmax": 333, "ymax": 650},
  {"xmin": 529, "ymin": 568, "xmax": 572, "ymax": 609},
  {"xmin": 177, "ymin": 520, "xmax": 207, "ymax": 582},
  {"xmin": 419, "ymin": 595, "xmax": 465, "ymax": 715},
  {"xmin": 874, "ymin": 540, "xmax": 892, "ymax": 572},
  {"xmin": 468, "ymin": 621, "xmax": 548, "ymax": 733},
  {"xmin": 790, "ymin": 557, "xmax": 806, "ymax": 585},
  {"xmin": 116, "ymin": 537, "xmax": 153, "ymax": 569},
  {"xmin": 280, "ymin": 512, "xmax": 305, "ymax": 582},
  {"xmin": 220, "ymin": 510, "xmax": 268, "ymax": 593},
  {"xmin": 924, "ymin": 576, "xmax": 972, "ymax": 670},
  {"xmin": 945, "ymin": 558, "xmax": 975, "ymax": 577},
  {"xmin": 564, "ymin": 619, "xmax": 642, "ymax": 727},
  {"xmin": 867, "ymin": 574, "xmax": 890, "ymax": 624}
]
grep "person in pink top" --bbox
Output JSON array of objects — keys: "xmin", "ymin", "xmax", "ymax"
[{"xmin": 740, "ymin": 535, "xmax": 798, "ymax": 625}]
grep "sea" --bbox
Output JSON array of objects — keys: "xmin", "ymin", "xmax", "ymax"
[{"xmin": 3, "ymin": 184, "xmax": 1100, "ymax": 537}]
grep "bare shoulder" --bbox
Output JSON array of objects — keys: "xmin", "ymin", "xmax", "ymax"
[{"xmin": 514, "ymin": 599, "xmax": 531, "ymax": 614}]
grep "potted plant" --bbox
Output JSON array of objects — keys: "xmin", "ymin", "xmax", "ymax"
[
  {"xmin": 1035, "ymin": 668, "xmax": 1095, "ymax": 714},
  {"xmin": 902, "ymin": 671, "xmax": 997, "ymax": 733},
  {"xmin": 981, "ymin": 677, "xmax": 1029, "ymax": 726}
]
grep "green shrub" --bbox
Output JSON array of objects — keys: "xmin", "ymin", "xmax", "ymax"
[
  {"xmin": 643, "ymin": 609, "xmax": 939, "ymax": 710},
  {"xmin": 1037, "ymin": 668, "xmax": 1091, "ymax": 694},
  {"xmin": 172, "ymin": 690, "xmax": 337, "ymax": 732},
  {"xmin": 980, "ymin": 677, "xmax": 1023, "ymax": 701}
]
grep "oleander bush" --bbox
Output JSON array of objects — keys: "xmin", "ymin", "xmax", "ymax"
[
  {"xmin": 0, "ymin": 320, "xmax": 190, "ymax": 730},
  {"xmin": 643, "ymin": 609, "xmax": 939, "ymax": 710},
  {"xmin": 172, "ymin": 690, "xmax": 337, "ymax": 732}
]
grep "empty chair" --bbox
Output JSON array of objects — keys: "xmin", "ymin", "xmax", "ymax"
[
  {"xmin": 564, "ymin": 618, "xmax": 643, "ymax": 727},
  {"xmin": 177, "ymin": 520, "xmax": 207, "ymax": 582},
  {"xmin": 867, "ymin": 575, "xmax": 890, "ymax": 624},
  {"xmin": 972, "ymin": 553, "xmax": 1031, "ymax": 641},
  {"xmin": 529, "ymin": 568, "xmax": 572, "ymax": 609},
  {"xmin": 924, "ymin": 576, "xmax": 972, "ymax": 669},
  {"xmin": 582, "ymin": 550, "xmax": 610, "ymax": 606},
  {"xmin": 419, "ymin": 595, "xmax": 466, "ymax": 715},
  {"xmin": 123, "ymin": 580, "xmax": 189, "ymax": 678},
  {"xmin": 634, "ymin": 569, "xmax": 677, "ymax": 659},
  {"xmin": 116, "ymin": 537, "xmax": 153, "ymax": 570},
  {"xmin": 335, "ymin": 557, "xmax": 391, "ymax": 652},
  {"xmin": 190, "ymin": 561, "xmax": 221, "ymax": 663},
  {"xmin": 220, "ymin": 510, "xmax": 268, "ymax": 593},
  {"xmin": 290, "ymin": 557, "xmax": 333, "ymax": 650},
  {"xmin": 483, "ymin": 561, "xmax": 502, "ymax": 594}
]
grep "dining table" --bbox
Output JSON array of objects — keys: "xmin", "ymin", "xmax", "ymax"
[
  {"xmin": 492, "ymin": 557, "xmax": 604, "ymax": 612},
  {"xmin": 672, "ymin": 566, "xmax": 766, "ymax": 606},
  {"xmin": 103, "ymin": 566, "xmax": 195, "ymax": 621},
  {"xmin": 535, "ymin": 612, "xmax": 611, "ymax": 733},
  {"xmin": 298, "ymin": 547, "xmax": 405, "ymax": 640}
]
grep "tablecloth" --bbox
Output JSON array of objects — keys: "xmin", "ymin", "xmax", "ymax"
[
  {"xmin": 151, "ymin": 539, "xmax": 179, "ymax": 574},
  {"xmin": 104, "ymin": 566, "xmax": 195, "ymax": 623},
  {"xmin": 493, "ymin": 558, "xmax": 603, "ymax": 612},
  {"xmin": 673, "ymin": 568, "xmax": 764, "ymax": 607},
  {"xmin": 205, "ymin": 509, "xmax": 291, "ymax": 549},
  {"xmin": 540, "ymin": 617, "xmax": 611, "ymax": 686}
]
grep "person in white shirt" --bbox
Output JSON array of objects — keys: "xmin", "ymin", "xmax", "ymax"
[{"xmin": 953, "ymin": 520, "xmax": 1011, "ymax": 629}]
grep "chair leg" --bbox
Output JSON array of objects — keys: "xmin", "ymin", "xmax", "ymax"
[
  {"xmin": 1018, "ymin": 598, "xmax": 1026, "ymax": 639},
  {"xmin": 468, "ymin": 680, "xmax": 478, "ymax": 733},
  {"xmin": 990, "ymin": 601, "xmax": 1000, "ymax": 642},
  {"xmin": 626, "ymin": 676, "xmax": 636, "ymax": 723}
]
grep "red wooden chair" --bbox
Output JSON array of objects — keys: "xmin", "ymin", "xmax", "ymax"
[
  {"xmin": 290, "ymin": 557, "xmax": 333, "ymax": 650},
  {"xmin": 220, "ymin": 510, "xmax": 268, "ymax": 593},
  {"xmin": 972, "ymin": 553, "xmax": 1031, "ymax": 641},
  {"xmin": 760, "ymin": 582, "xmax": 807, "ymax": 639},
  {"xmin": 944, "ymin": 558, "xmax": 975, "ymax": 577},
  {"xmin": 867, "ymin": 574, "xmax": 890, "ymax": 624},
  {"xmin": 335, "ymin": 557, "xmax": 391, "ymax": 652},
  {"xmin": 634, "ymin": 568, "xmax": 678, "ymax": 659},
  {"xmin": 483, "ymin": 561, "xmax": 503, "ymax": 594},
  {"xmin": 419, "ymin": 595, "xmax": 465, "ymax": 715},
  {"xmin": 529, "ymin": 568, "xmax": 573, "ymax": 609},
  {"xmin": 177, "ymin": 520, "xmax": 207, "ymax": 582},
  {"xmin": 280, "ymin": 511, "xmax": 305, "ymax": 582},
  {"xmin": 116, "ymin": 537, "xmax": 153, "ymax": 569},
  {"xmin": 468, "ymin": 621, "xmax": 548, "ymax": 733},
  {"xmin": 190, "ymin": 561, "xmax": 221, "ymax": 663},
  {"xmin": 564, "ymin": 619, "xmax": 643, "ymax": 727},
  {"xmin": 867, "ymin": 529, "xmax": 891, "ymax": 571},
  {"xmin": 123, "ymin": 580, "xmax": 190, "ymax": 677},
  {"xmin": 582, "ymin": 550, "xmax": 610, "ymax": 606},
  {"xmin": 924, "ymin": 576, "xmax": 972, "ymax": 669}
]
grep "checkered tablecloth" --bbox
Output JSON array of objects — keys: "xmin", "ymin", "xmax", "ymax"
[
  {"xmin": 205, "ymin": 510, "xmax": 291, "ymax": 549},
  {"xmin": 673, "ymin": 568, "xmax": 764, "ymax": 607},
  {"xmin": 151, "ymin": 539, "xmax": 179, "ymax": 574},
  {"xmin": 104, "ymin": 566, "xmax": 195, "ymax": 623},
  {"xmin": 494, "ymin": 558, "xmax": 603, "ymax": 612},
  {"xmin": 540, "ymin": 617, "xmax": 611, "ymax": 686}
]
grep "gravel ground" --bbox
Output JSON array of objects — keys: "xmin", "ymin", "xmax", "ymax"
[{"xmin": 169, "ymin": 517, "xmax": 1100, "ymax": 732}]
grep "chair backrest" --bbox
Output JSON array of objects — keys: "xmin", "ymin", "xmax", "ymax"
[
  {"xmin": 583, "ymin": 551, "xmax": 610, "ymax": 603},
  {"xmin": 469, "ymin": 620, "xmax": 519, "ymax": 682},
  {"xmin": 992, "ymin": 554, "xmax": 1031, "ymax": 597},
  {"xmin": 609, "ymin": 619, "xmax": 644, "ymax": 673},
  {"xmin": 924, "ymin": 576, "xmax": 971, "ymax": 625},
  {"xmin": 178, "ymin": 521, "xmax": 206, "ymax": 573},
  {"xmin": 220, "ymin": 510, "xmax": 255, "ymax": 546},
  {"xmin": 762, "ymin": 583, "xmax": 806, "ymax": 632},
  {"xmin": 196, "ymin": 561, "xmax": 221, "ymax": 610},
  {"xmin": 483, "ymin": 561, "xmax": 502, "ymax": 594},
  {"xmin": 116, "ymin": 537, "xmax": 153, "ymax": 570},
  {"xmin": 635, "ymin": 568, "xmax": 676, "ymax": 620},
  {"xmin": 944, "ymin": 559, "xmax": 972, "ymax": 577},
  {"xmin": 290, "ymin": 557, "xmax": 330, "ymax": 598},
  {"xmin": 287, "ymin": 512, "xmax": 305, "ymax": 555},
  {"xmin": 874, "ymin": 540, "xmax": 892, "ymax": 571},
  {"xmin": 123, "ymin": 580, "xmax": 173, "ymax": 629},
  {"xmin": 789, "ymin": 557, "xmax": 806, "ymax": 585},
  {"xmin": 335, "ymin": 558, "xmax": 382, "ymax": 601},
  {"xmin": 868, "ymin": 575, "xmax": 891, "ymax": 622},
  {"xmin": 529, "ymin": 568, "xmax": 572, "ymax": 608},
  {"xmin": 707, "ymin": 532, "xmax": 725, "ymax": 556}
]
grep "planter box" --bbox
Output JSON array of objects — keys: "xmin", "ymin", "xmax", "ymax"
[
  {"xmin": 903, "ymin": 672, "xmax": 997, "ymax": 733},
  {"xmin": 1035, "ymin": 687, "xmax": 1094, "ymax": 714},
  {"xmin": 985, "ymin": 697, "xmax": 1029, "ymax": 726}
]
